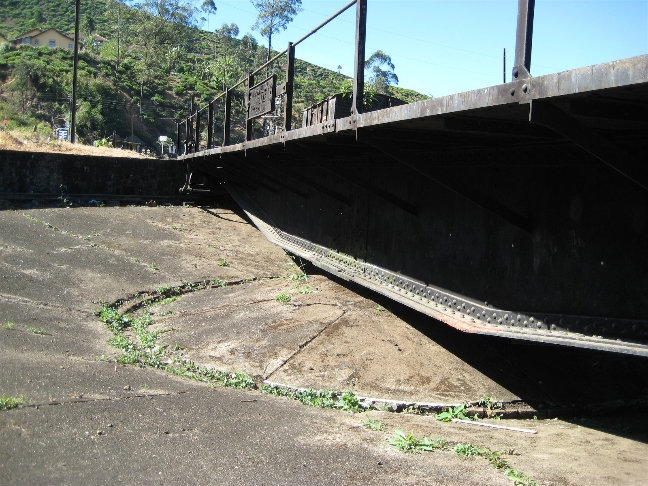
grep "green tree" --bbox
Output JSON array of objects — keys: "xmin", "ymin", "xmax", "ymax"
[
  {"xmin": 201, "ymin": 0, "xmax": 217, "ymax": 31},
  {"xmin": 130, "ymin": 0, "xmax": 197, "ymax": 83},
  {"xmin": 365, "ymin": 50, "xmax": 398, "ymax": 95},
  {"xmin": 250, "ymin": 0, "xmax": 302, "ymax": 60}
]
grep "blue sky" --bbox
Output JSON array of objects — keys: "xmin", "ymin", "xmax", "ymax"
[{"xmin": 201, "ymin": 0, "xmax": 648, "ymax": 97}]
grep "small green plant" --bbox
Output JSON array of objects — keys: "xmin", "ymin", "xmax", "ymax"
[
  {"xmin": 154, "ymin": 296, "xmax": 180, "ymax": 306},
  {"xmin": 0, "ymin": 394, "xmax": 26, "ymax": 410},
  {"xmin": 209, "ymin": 279, "xmax": 227, "ymax": 288},
  {"xmin": 288, "ymin": 272, "xmax": 308, "ymax": 284},
  {"xmin": 478, "ymin": 394, "xmax": 502, "ymax": 410},
  {"xmin": 261, "ymin": 386, "xmax": 364, "ymax": 412},
  {"xmin": 27, "ymin": 327, "xmax": 47, "ymax": 335},
  {"xmin": 375, "ymin": 305, "xmax": 385, "ymax": 312},
  {"xmin": 1, "ymin": 322, "xmax": 15, "ymax": 329},
  {"xmin": 454, "ymin": 443, "xmax": 481, "ymax": 457},
  {"xmin": 149, "ymin": 262, "xmax": 159, "ymax": 271},
  {"xmin": 217, "ymin": 259, "xmax": 229, "ymax": 267},
  {"xmin": 387, "ymin": 429, "xmax": 538, "ymax": 485},
  {"xmin": 505, "ymin": 468, "xmax": 538, "ymax": 486},
  {"xmin": 362, "ymin": 417, "xmax": 385, "ymax": 431},
  {"xmin": 401, "ymin": 405, "xmax": 426, "ymax": 415},
  {"xmin": 275, "ymin": 292, "xmax": 291, "ymax": 303},
  {"xmin": 435, "ymin": 404, "xmax": 477, "ymax": 422},
  {"xmin": 340, "ymin": 391, "xmax": 362, "ymax": 412},
  {"xmin": 96, "ymin": 305, "xmax": 130, "ymax": 333},
  {"xmin": 298, "ymin": 285, "xmax": 314, "ymax": 295},
  {"xmin": 171, "ymin": 224, "xmax": 186, "ymax": 232},
  {"xmin": 388, "ymin": 430, "xmax": 446, "ymax": 453},
  {"xmin": 157, "ymin": 285, "xmax": 173, "ymax": 295}
]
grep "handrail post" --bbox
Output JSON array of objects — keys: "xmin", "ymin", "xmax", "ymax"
[
  {"xmin": 352, "ymin": 0, "xmax": 367, "ymax": 115},
  {"xmin": 195, "ymin": 111, "xmax": 201, "ymax": 152},
  {"xmin": 184, "ymin": 118, "xmax": 189, "ymax": 154},
  {"xmin": 223, "ymin": 89, "xmax": 232, "ymax": 146},
  {"xmin": 284, "ymin": 42, "xmax": 295, "ymax": 132},
  {"xmin": 176, "ymin": 122, "xmax": 181, "ymax": 156},
  {"xmin": 246, "ymin": 72, "xmax": 254, "ymax": 141},
  {"xmin": 207, "ymin": 101, "xmax": 214, "ymax": 149},
  {"xmin": 188, "ymin": 94, "xmax": 194, "ymax": 153},
  {"xmin": 513, "ymin": 0, "xmax": 535, "ymax": 79}
]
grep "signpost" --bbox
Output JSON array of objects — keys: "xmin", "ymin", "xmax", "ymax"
[
  {"xmin": 247, "ymin": 75, "xmax": 276, "ymax": 120},
  {"xmin": 57, "ymin": 127, "xmax": 70, "ymax": 141}
]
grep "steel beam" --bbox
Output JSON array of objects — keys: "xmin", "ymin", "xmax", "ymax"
[
  {"xmin": 285, "ymin": 42, "xmax": 295, "ymax": 132},
  {"xmin": 352, "ymin": 0, "xmax": 367, "ymax": 115},
  {"xmin": 224, "ymin": 88, "xmax": 232, "ymax": 146},
  {"xmin": 513, "ymin": 0, "xmax": 535, "ymax": 79}
]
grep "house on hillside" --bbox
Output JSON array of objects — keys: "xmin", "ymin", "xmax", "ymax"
[
  {"xmin": 90, "ymin": 34, "xmax": 107, "ymax": 48},
  {"xmin": 13, "ymin": 28, "xmax": 74, "ymax": 50}
]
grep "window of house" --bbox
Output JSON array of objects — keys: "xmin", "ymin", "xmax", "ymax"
[
  {"xmin": 22, "ymin": 37, "xmax": 30, "ymax": 44},
  {"xmin": 48, "ymin": 40, "xmax": 56, "ymax": 48},
  {"xmin": 33, "ymin": 39, "xmax": 39, "ymax": 46},
  {"xmin": 68, "ymin": 43, "xmax": 73, "ymax": 49}
]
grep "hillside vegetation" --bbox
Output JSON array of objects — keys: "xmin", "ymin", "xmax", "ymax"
[{"xmin": 0, "ymin": 0, "xmax": 427, "ymax": 151}]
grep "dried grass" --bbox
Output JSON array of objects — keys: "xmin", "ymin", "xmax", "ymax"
[{"xmin": 0, "ymin": 130, "xmax": 149, "ymax": 159}]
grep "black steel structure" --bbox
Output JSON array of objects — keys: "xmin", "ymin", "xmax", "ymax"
[{"xmin": 179, "ymin": 0, "xmax": 648, "ymax": 356}]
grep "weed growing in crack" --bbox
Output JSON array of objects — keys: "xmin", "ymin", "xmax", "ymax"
[
  {"xmin": 505, "ymin": 468, "xmax": 538, "ymax": 486},
  {"xmin": 298, "ymin": 285, "xmax": 315, "ymax": 295},
  {"xmin": 0, "ymin": 394, "xmax": 26, "ymax": 410},
  {"xmin": 27, "ymin": 327, "xmax": 47, "ymax": 335},
  {"xmin": 260, "ymin": 385, "xmax": 364, "ymax": 413},
  {"xmin": 454, "ymin": 443, "xmax": 481, "ymax": 457},
  {"xmin": 388, "ymin": 430, "xmax": 446, "ymax": 453},
  {"xmin": 287, "ymin": 269, "xmax": 316, "ymax": 295},
  {"xmin": 288, "ymin": 272, "xmax": 308, "ymax": 285},
  {"xmin": 435, "ymin": 404, "xmax": 478, "ymax": 422},
  {"xmin": 362, "ymin": 417, "xmax": 385, "ymax": 431},
  {"xmin": 149, "ymin": 262, "xmax": 159, "ymax": 271},
  {"xmin": 1, "ymin": 322, "xmax": 15, "ymax": 330},
  {"xmin": 166, "ymin": 357, "xmax": 256, "ymax": 390},
  {"xmin": 401, "ymin": 405, "xmax": 428, "ymax": 415},
  {"xmin": 478, "ymin": 394, "xmax": 502, "ymax": 410},
  {"xmin": 97, "ymin": 306, "xmax": 130, "ymax": 333},
  {"xmin": 275, "ymin": 292, "xmax": 291, "ymax": 303},
  {"xmin": 98, "ymin": 302, "xmax": 254, "ymax": 386},
  {"xmin": 217, "ymin": 259, "xmax": 229, "ymax": 267},
  {"xmin": 387, "ymin": 430, "xmax": 537, "ymax": 486}
]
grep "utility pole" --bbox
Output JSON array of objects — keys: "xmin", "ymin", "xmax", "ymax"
[{"xmin": 70, "ymin": 0, "xmax": 80, "ymax": 143}]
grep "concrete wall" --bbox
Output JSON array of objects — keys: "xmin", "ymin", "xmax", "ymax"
[{"xmin": 0, "ymin": 150, "xmax": 186, "ymax": 200}]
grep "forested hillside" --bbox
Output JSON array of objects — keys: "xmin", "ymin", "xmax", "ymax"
[{"xmin": 0, "ymin": 0, "xmax": 427, "ymax": 150}]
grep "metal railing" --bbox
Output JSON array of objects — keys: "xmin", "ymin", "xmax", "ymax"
[
  {"xmin": 177, "ymin": 0, "xmax": 367, "ymax": 155},
  {"xmin": 177, "ymin": 0, "xmax": 536, "ymax": 156}
]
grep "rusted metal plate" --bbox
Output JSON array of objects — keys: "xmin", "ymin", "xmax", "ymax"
[{"xmin": 247, "ymin": 75, "xmax": 276, "ymax": 120}]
